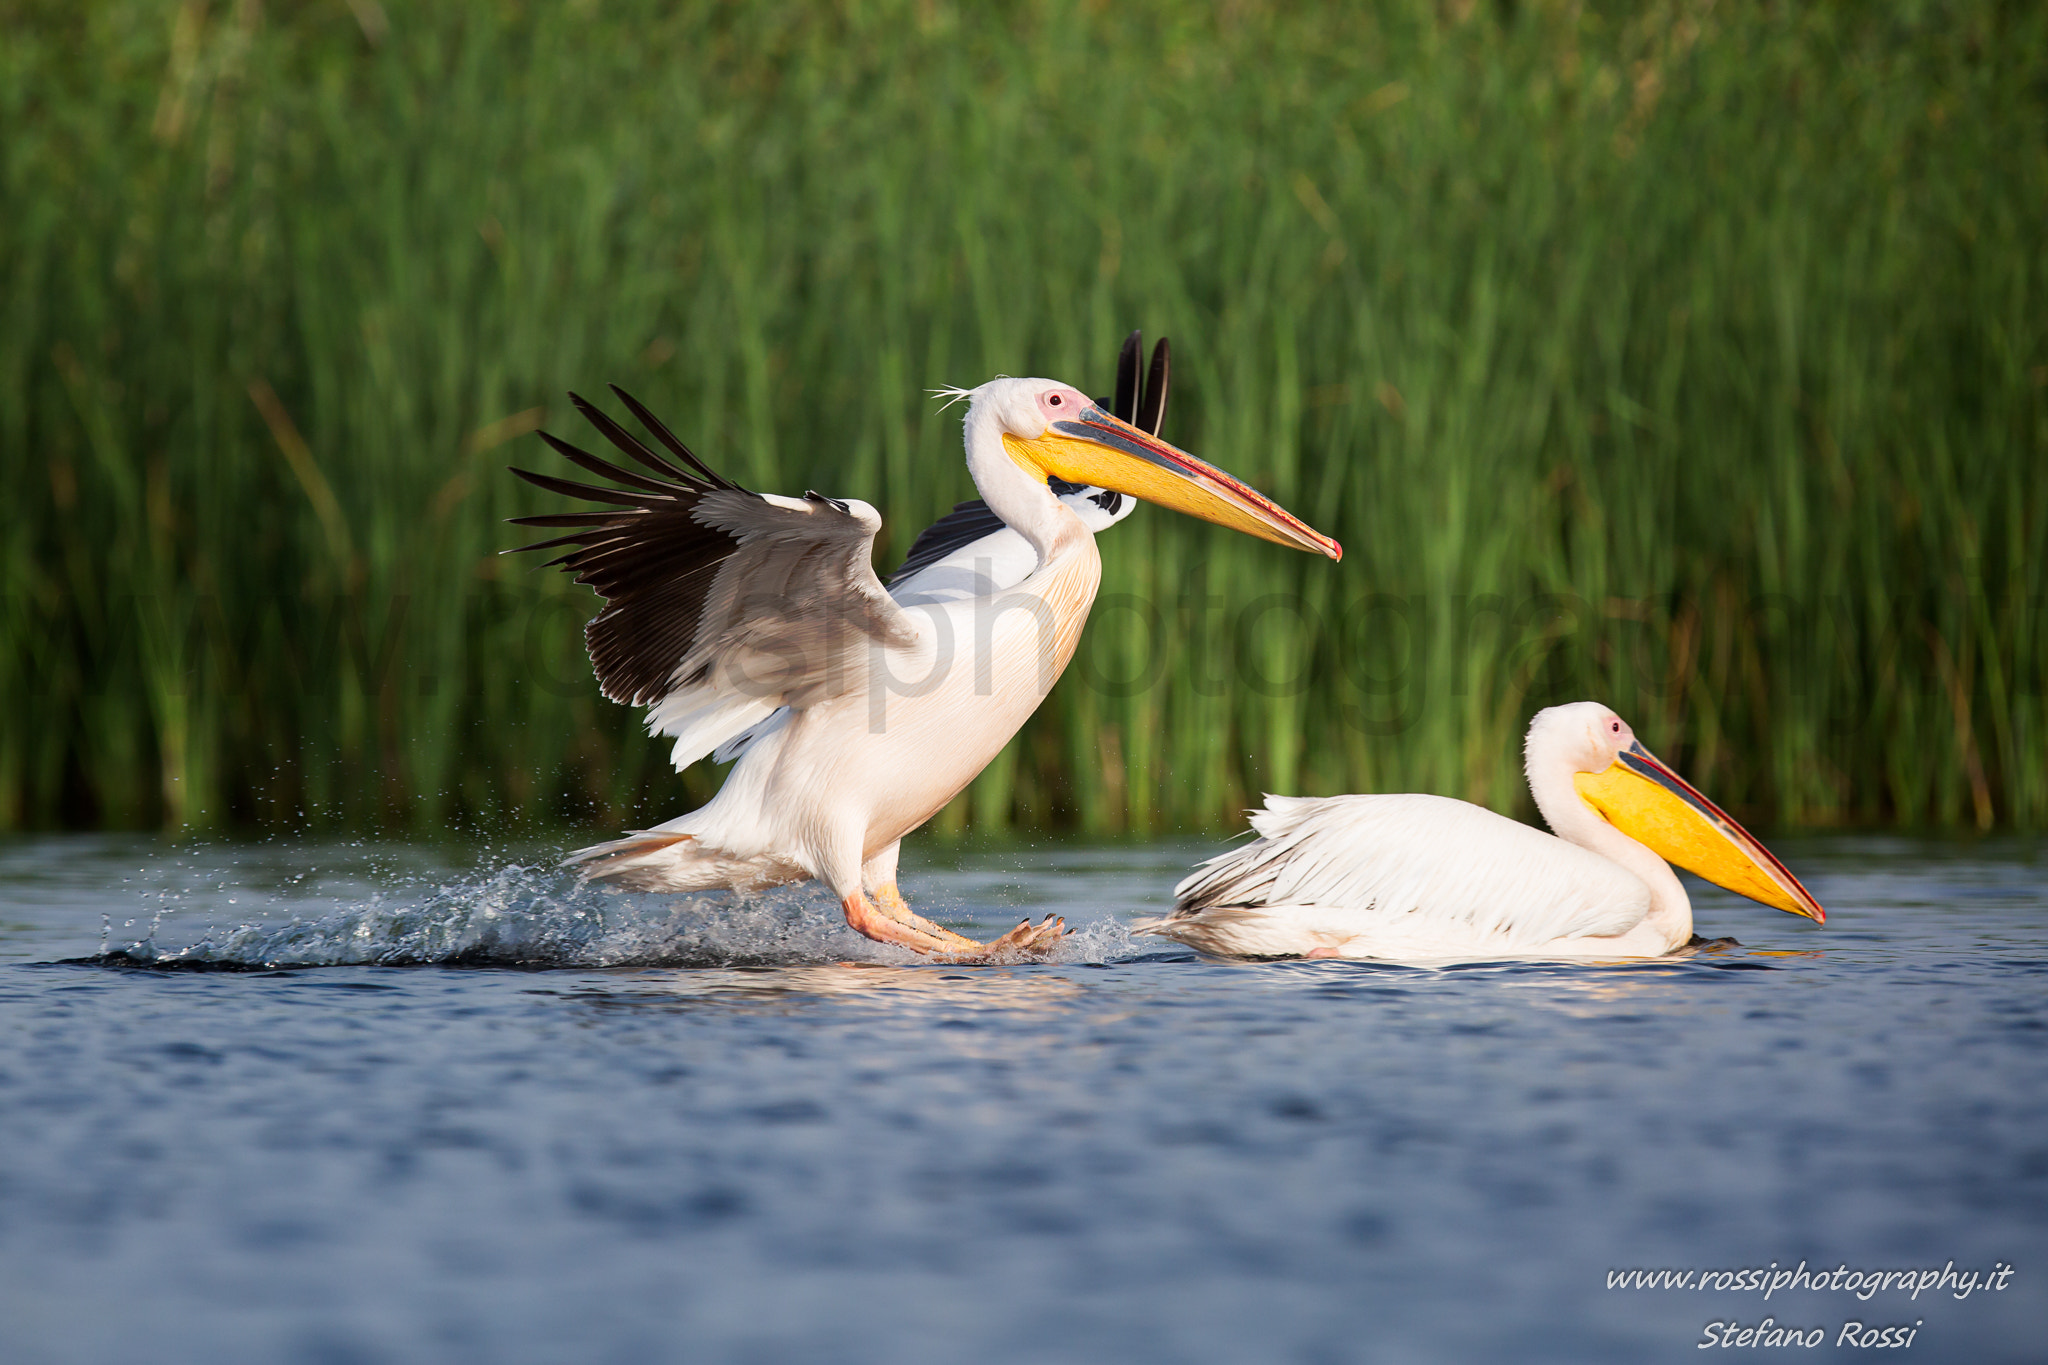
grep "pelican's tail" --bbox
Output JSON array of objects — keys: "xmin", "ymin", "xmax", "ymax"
[
  {"xmin": 563, "ymin": 827, "xmax": 808, "ymax": 896},
  {"xmin": 562, "ymin": 831, "xmax": 708, "ymax": 891}
]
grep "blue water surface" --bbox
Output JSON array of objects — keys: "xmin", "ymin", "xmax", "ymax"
[{"xmin": 0, "ymin": 833, "xmax": 2042, "ymax": 1363}]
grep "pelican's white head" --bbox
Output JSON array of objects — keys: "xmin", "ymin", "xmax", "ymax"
[
  {"xmin": 948, "ymin": 376, "xmax": 1094, "ymax": 441},
  {"xmin": 1524, "ymin": 701, "xmax": 1635, "ymax": 781},
  {"xmin": 1524, "ymin": 701, "xmax": 1825, "ymax": 924},
  {"xmin": 946, "ymin": 376, "xmax": 1340, "ymax": 558}
]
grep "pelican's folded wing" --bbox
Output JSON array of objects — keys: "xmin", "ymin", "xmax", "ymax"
[
  {"xmin": 1160, "ymin": 793, "xmax": 1648, "ymax": 952},
  {"xmin": 509, "ymin": 386, "xmax": 921, "ymax": 770},
  {"xmin": 884, "ymin": 497, "xmax": 1012, "ymax": 590}
]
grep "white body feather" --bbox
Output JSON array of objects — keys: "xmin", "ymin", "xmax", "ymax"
[
  {"xmin": 1145, "ymin": 793, "xmax": 1655, "ymax": 960},
  {"xmin": 711, "ymin": 485, "xmax": 1133, "ymax": 763}
]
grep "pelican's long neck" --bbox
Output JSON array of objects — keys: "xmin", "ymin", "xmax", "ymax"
[
  {"xmin": 1527, "ymin": 746, "xmax": 1694, "ymax": 950},
  {"xmin": 962, "ymin": 398, "xmax": 1081, "ymax": 563}
]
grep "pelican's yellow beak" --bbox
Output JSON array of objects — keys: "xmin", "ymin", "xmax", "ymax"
[
  {"xmin": 1003, "ymin": 405, "xmax": 1341, "ymax": 559},
  {"xmin": 1574, "ymin": 741, "xmax": 1825, "ymax": 922}
]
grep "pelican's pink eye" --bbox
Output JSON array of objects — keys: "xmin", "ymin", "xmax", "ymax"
[
  {"xmin": 1035, "ymin": 387, "xmax": 1087, "ymax": 423},
  {"xmin": 1611, "ymin": 721, "xmax": 1621, "ymax": 733}
]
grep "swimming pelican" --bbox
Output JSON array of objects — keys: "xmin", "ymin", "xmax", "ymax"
[
  {"xmin": 510, "ymin": 357, "xmax": 1337, "ymax": 959},
  {"xmin": 1139, "ymin": 702, "xmax": 1824, "ymax": 961}
]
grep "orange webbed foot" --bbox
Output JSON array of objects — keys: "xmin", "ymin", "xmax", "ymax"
[{"xmin": 842, "ymin": 893, "xmax": 1065, "ymax": 961}]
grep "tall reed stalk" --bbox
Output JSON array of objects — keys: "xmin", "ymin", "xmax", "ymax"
[{"xmin": 4, "ymin": 1, "xmax": 2042, "ymax": 835}]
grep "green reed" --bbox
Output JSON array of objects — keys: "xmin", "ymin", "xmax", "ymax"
[{"xmin": 3, "ymin": 1, "xmax": 2043, "ymax": 835}]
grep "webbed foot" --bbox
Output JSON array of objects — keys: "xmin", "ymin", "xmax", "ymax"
[{"xmin": 841, "ymin": 893, "xmax": 1065, "ymax": 960}]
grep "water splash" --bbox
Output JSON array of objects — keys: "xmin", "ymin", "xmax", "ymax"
[{"xmin": 95, "ymin": 858, "xmax": 1145, "ymax": 970}]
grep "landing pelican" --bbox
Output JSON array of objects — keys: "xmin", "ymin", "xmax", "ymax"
[
  {"xmin": 511, "ymin": 365, "xmax": 1337, "ymax": 959},
  {"xmin": 1139, "ymin": 702, "xmax": 1824, "ymax": 961}
]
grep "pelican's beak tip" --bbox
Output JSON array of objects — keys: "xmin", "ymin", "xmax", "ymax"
[{"xmin": 1579, "ymin": 746, "xmax": 1829, "ymax": 930}]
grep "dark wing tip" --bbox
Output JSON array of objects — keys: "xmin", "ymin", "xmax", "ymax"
[
  {"xmin": 1138, "ymin": 337, "xmax": 1171, "ymax": 436},
  {"xmin": 535, "ymin": 429, "xmax": 682, "ymax": 497},
  {"xmin": 566, "ymin": 391, "xmax": 711, "ymax": 488},
  {"xmin": 1113, "ymin": 330, "xmax": 1143, "ymax": 424},
  {"xmin": 607, "ymin": 384, "xmax": 740, "ymax": 491},
  {"xmin": 509, "ymin": 464, "xmax": 645, "ymax": 507}
]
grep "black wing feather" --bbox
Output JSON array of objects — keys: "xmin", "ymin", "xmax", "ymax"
[
  {"xmin": 507, "ymin": 393, "xmax": 751, "ymax": 706},
  {"xmin": 535, "ymin": 430, "xmax": 684, "ymax": 498},
  {"xmin": 607, "ymin": 385, "xmax": 740, "ymax": 490},
  {"xmin": 1137, "ymin": 337, "xmax": 1171, "ymax": 436},
  {"xmin": 884, "ymin": 499, "xmax": 1011, "ymax": 588},
  {"xmin": 509, "ymin": 466, "xmax": 650, "ymax": 507},
  {"xmin": 507, "ymin": 511, "xmax": 628, "ymax": 528},
  {"xmin": 567, "ymin": 391, "xmax": 702, "ymax": 486},
  {"xmin": 1113, "ymin": 330, "xmax": 1142, "ymax": 422}
]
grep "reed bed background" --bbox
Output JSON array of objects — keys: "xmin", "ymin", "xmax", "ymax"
[{"xmin": 4, "ymin": 0, "xmax": 2043, "ymax": 836}]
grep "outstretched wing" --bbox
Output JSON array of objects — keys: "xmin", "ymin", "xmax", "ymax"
[
  {"xmin": 885, "ymin": 331, "xmax": 1169, "ymax": 589},
  {"xmin": 508, "ymin": 386, "xmax": 921, "ymax": 770}
]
